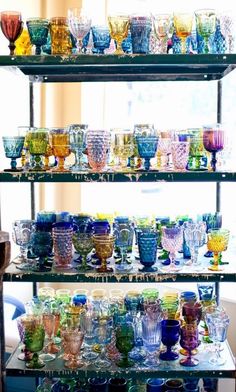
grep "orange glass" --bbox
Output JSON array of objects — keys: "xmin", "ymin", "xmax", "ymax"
[
  {"xmin": 50, "ymin": 17, "xmax": 72, "ymax": 55},
  {"xmin": 108, "ymin": 15, "xmax": 130, "ymax": 54},
  {"xmin": 93, "ymin": 234, "xmax": 115, "ymax": 273},
  {"xmin": 51, "ymin": 129, "xmax": 71, "ymax": 172}
]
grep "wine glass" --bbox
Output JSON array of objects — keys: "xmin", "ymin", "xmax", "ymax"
[
  {"xmin": 113, "ymin": 220, "xmax": 133, "ymax": 272},
  {"xmin": 207, "ymin": 229, "xmax": 230, "ymax": 271},
  {"xmin": 72, "ymin": 233, "xmax": 94, "ymax": 271},
  {"xmin": 195, "ymin": 10, "xmax": 216, "ymax": 54},
  {"xmin": 26, "ymin": 18, "xmax": 50, "ymax": 55},
  {"xmin": 182, "ymin": 302, "xmax": 203, "ymax": 326},
  {"xmin": 93, "ymin": 234, "xmax": 115, "ymax": 273},
  {"xmin": 79, "ymin": 309, "xmax": 98, "ymax": 361},
  {"xmin": 40, "ymin": 313, "xmax": 60, "ymax": 362},
  {"xmin": 179, "ymin": 324, "xmax": 199, "ymax": 366},
  {"xmin": 0, "ymin": 11, "xmax": 23, "ymax": 55},
  {"xmin": 142, "ymin": 314, "xmax": 162, "ymax": 367},
  {"xmin": 115, "ymin": 321, "xmax": 135, "ymax": 367},
  {"xmin": 205, "ymin": 311, "xmax": 230, "ymax": 365},
  {"xmin": 2, "ymin": 136, "xmax": 25, "ymax": 172},
  {"xmin": 68, "ymin": 124, "xmax": 88, "ymax": 172},
  {"xmin": 183, "ymin": 221, "xmax": 206, "ymax": 269},
  {"xmin": 50, "ymin": 128, "xmax": 71, "ymax": 172},
  {"xmin": 94, "ymin": 318, "xmax": 113, "ymax": 368},
  {"xmin": 159, "ymin": 319, "xmax": 180, "ymax": 361},
  {"xmin": 173, "ymin": 13, "xmax": 193, "ymax": 54},
  {"xmin": 108, "ymin": 15, "xmax": 130, "ymax": 55},
  {"xmin": 152, "ymin": 14, "xmax": 173, "ymax": 54},
  {"xmin": 202, "ymin": 212, "xmax": 222, "ymax": 257},
  {"xmin": 12, "ymin": 220, "xmax": 35, "ymax": 270},
  {"xmin": 135, "ymin": 135, "xmax": 159, "ymax": 171},
  {"xmin": 161, "ymin": 226, "xmax": 183, "ymax": 272},
  {"xmin": 203, "ymin": 124, "xmax": 224, "ymax": 172},
  {"xmin": 68, "ymin": 9, "xmax": 91, "ymax": 53}
]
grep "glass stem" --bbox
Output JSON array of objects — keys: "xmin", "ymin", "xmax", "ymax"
[
  {"xmin": 81, "ymin": 255, "xmax": 87, "ymax": 269},
  {"xmin": 76, "ymin": 39, "xmax": 83, "ymax": 53},
  {"xmin": 10, "ymin": 158, "xmax": 17, "ymax": 170},
  {"xmin": 58, "ymin": 157, "xmax": 65, "ymax": 171},
  {"xmin": 181, "ymin": 37, "xmax": 187, "ymax": 54},
  {"xmin": 9, "ymin": 41, "xmax": 16, "ymax": 56},
  {"xmin": 213, "ymin": 252, "xmax": 219, "ymax": 269},
  {"xmin": 20, "ymin": 246, "xmax": 27, "ymax": 261},
  {"xmin": 204, "ymin": 37, "xmax": 209, "ymax": 54}
]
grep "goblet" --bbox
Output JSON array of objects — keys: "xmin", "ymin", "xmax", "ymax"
[
  {"xmin": 50, "ymin": 17, "xmax": 72, "ymax": 55},
  {"xmin": 146, "ymin": 379, "xmax": 165, "ymax": 392},
  {"xmin": 179, "ymin": 325, "xmax": 199, "ymax": 366},
  {"xmin": 86, "ymin": 130, "xmax": 110, "ymax": 172},
  {"xmin": 80, "ymin": 310, "xmax": 98, "ymax": 361},
  {"xmin": 182, "ymin": 302, "xmax": 202, "ymax": 326},
  {"xmin": 0, "ymin": 11, "xmax": 23, "ymax": 55},
  {"xmin": 115, "ymin": 321, "xmax": 135, "ymax": 368},
  {"xmin": 207, "ymin": 229, "xmax": 230, "ymax": 271},
  {"xmin": 16, "ymin": 315, "xmax": 34, "ymax": 361},
  {"xmin": 36, "ymin": 211, "xmax": 56, "ymax": 233},
  {"xmin": 40, "ymin": 313, "xmax": 60, "ymax": 362},
  {"xmin": 142, "ymin": 315, "xmax": 162, "ymax": 367},
  {"xmin": 114, "ymin": 219, "xmax": 133, "ymax": 272},
  {"xmin": 205, "ymin": 312, "xmax": 229, "ymax": 365},
  {"xmin": 93, "ymin": 234, "xmax": 115, "ymax": 272},
  {"xmin": 26, "ymin": 18, "xmax": 49, "ymax": 55},
  {"xmin": 158, "ymin": 136, "xmax": 172, "ymax": 171},
  {"xmin": 173, "ymin": 13, "xmax": 193, "ymax": 54},
  {"xmin": 50, "ymin": 128, "xmax": 71, "ymax": 172},
  {"xmin": 161, "ymin": 226, "xmax": 183, "ymax": 272},
  {"xmin": 152, "ymin": 14, "xmax": 173, "ymax": 54},
  {"xmin": 137, "ymin": 231, "xmax": 158, "ymax": 272},
  {"xmin": 92, "ymin": 25, "xmax": 111, "ymax": 54},
  {"xmin": 2, "ymin": 136, "xmax": 25, "ymax": 172},
  {"xmin": 68, "ymin": 9, "xmax": 91, "ymax": 53},
  {"xmin": 183, "ymin": 221, "xmax": 206, "ymax": 268},
  {"xmin": 197, "ymin": 282, "xmax": 214, "ymax": 301},
  {"xmin": 94, "ymin": 319, "xmax": 113, "ymax": 368},
  {"xmin": 135, "ymin": 136, "xmax": 159, "ymax": 171},
  {"xmin": 68, "ymin": 124, "xmax": 88, "ymax": 171},
  {"xmin": 171, "ymin": 141, "xmax": 190, "ymax": 171},
  {"xmin": 44, "ymin": 138, "xmax": 53, "ymax": 171},
  {"xmin": 18, "ymin": 126, "xmax": 36, "ymax": 171},
  {"xmin": 15, "ymin": 28, "xmax": 32, "ymax": 55},
  {"xmin": 24, "ymin": 316, "xmax": 45, "ymax": 369},
  {"xmin": 72, "ymin": 233, "xmax": 94, "ymax": 271},
  {"xmin": 195, "ymin": 10, "xmax": 216, "ymax": 54},
  {"xmin": 202, "ymin": 212, "xmax": 222, "ymax": 257},
  {"xmin": 187, "ymin": 128, "xmax": 207, "ymax": 171},
  {"xmin": 130, "ymin": 16, "xmax": 152, "ymax": 54},
  {"xmin": 52, "ymin": 222, "xmax": 74, "ymax": 269},
  {"xmin": 63, "ymin": 329, "xmax": 84, "ymax": 369},
  {"xmin": 108, "ymin": 15, "xmax": 130, "ymax": 54},
  {"xmin": 203, "ymin": 124, "xmax": 224, "ymax": 171},
  {"xmin": 12, "ymin": 219, "xmax": 35, "ymax": 270},
  {"xmin": 30, "ymin": 231, "xmax": 53, "ymax": 272},
  {"xmin": 72, "ymin": 214, "xmax": 94, "ymax": 235},
  {"xmin": 159, "ymin": 319, "xmax": 180, "ymax": 361},
  {"xmin": 28, "ymin": 128, "xmax": 49, "ymax": 171},
  {"xmin": 88, "ymin": 378, "xmax": 108, "ymax": 392},
  {"xmin": 113, "ymin": 131, "xmax": 134, "ymax": 171},
  {"xmin": 219, "ymin": 12, "xmax": 235, "ymax": 53}
]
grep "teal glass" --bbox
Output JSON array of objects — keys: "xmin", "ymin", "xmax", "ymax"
[
  {"xmin": 26, "ymin": 18, "xmax": 50, "ymax": 55},
  {"xmin": 138, "ymin": 231, "xmax": 158, "ymax": 272},
  {"xmin": 2, "ymin": 136, "xmax": 25, "ymax": 172},
  {"xmin": 136, "ymin": 136, "xmax": 158, "ymax": 170},
  {"xmin": 30, "ymin": 231, "xmax": 53, "ymax": 272},
  {"xmin": 92, "ymin": 25, "xmax": 111, "ymax": 54}
]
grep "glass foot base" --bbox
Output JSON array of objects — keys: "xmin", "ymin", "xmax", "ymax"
[
  {"xmin": 82, "ymin": 351, "xmax": 99, "ymax": 361},
  {"xmin": 4, "ymin": 168, "xmax": 23, "ymax": 172},
  {"xmin": 97, "ymin": 266, "xmax": 113, "ymax": 273},
  {"xmin": 209, "ymin": 357, "xmax": 226, "ymax": 366},
  {"xmin": 143, "ymin": 359, "xmax": 160, "ymax": 368},
  {"xmin": 180, "ymin": 357, "xmax": 199, "ymax": 366},
  {"xmin": 54, "ymin": 264, "xmax": 72, "ymax": 270},
  {"xmin": 179, "ymin": 348, "xmax": 198, "ymax": 356},
  {"xmin": 116, "ymin": 264, "xmax": 133, "ymax": 272},
  {"xmin": 65, "ymin": 360, "xmax": 84, "ymax": 369},
  {"xmin": 26, "ymin": 359, "xmax": 45, "ymax": 369},
  {"xmin": 159, "ymin": 351, "xmax": 179, "ymax": 361},
  {"xmin": 39, "ymin": 353, "xmax": 56, "ymax": 362},
  {"xmin": 208, "ymin": 265, "xmax": 223, "ymax": 271},
  {"xmin": 77, "ymin": 265, "xmax": 94, "ymax": 272},
  {"xmin": 116, "ymin": 358, "xmax": 134, "ymax": 368},
  {"xmin": 138, "ymin": 266, "xmax": 157, "ymax": 273},
  {"xmin": 95, "ymin": 359, "xmax": 111, "ymax": 368},
  {"xmin": 16, "ymin": 263, "xmax": 32, "ymax": 271},
  {"xmin": 160, "ymin": 265, "xmax": 182, "ymax": 273}
]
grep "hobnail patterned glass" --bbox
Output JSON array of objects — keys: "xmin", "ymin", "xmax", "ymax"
[
  {"xmin": 130, "ymin": 16, "xmax": 152, "ymax": 54},
  {"xmin": 86, "ymin": 130, "xmax": 110, "ymax": 172},
  {"xmin": 2, "ymin": 136, "xmax": 25, "ymax": 172},
  {"xmin": 161, "ymin": 226, "xmax": 183, "ymax": 272},
  {"xmin": 68, "ymin": 124, "xmax": 87, "ymax": 172},
  {"xmin": 24, "ymin": 315, "xmax": 45, "ymax": 369},
  {"xmin": 68, "ymin": 9, "xmax": 91, "ymax": 53},
  {"xmin": 207, "ymin": 229, "xmax": 230, "ymax": 271},
  {"xmin": 137, "ymin": 231, "xmax": 158, "ymax": 272},
  {"xmin": 52, "ymin": 223, "xmax": 73, "ymax": 269},
  {"xmin": 0, "ymin": 11, "xmax": 23, "ymax": 55},
  {"xmin": 219, "ymin": 12, "xmax": 235, "ymax": 53},
  {"xmin": 195, "ymin": 9, "xmax": 216, "ymax": 54},
  {"xmin": 171, "ymin": 141, "xmax": 190, "ymax": 171},
  {"xmin": 92, "ymin": 25, "xmax": 111, "ymax": 54},
  {"xmin": 152, "ymin": 14, "xmax": 173, "ymax": 54},
  {"xmin": 173, "ymin": 13, "xmax": 193, "ymax": 54},
  {"xmin": 203, "ymin": 124, "xmax": 224, "ymax": 172},
  {"xmin": 108, "ymin": 15, "xmax": 130, "ymax": 55},
  {"xmin": 183, "ymin": 221, "xmax": 206, "ymax": 268},
  {"xmin": 26, "ymin": 18, "xmax": 49, "ymax": 55}
]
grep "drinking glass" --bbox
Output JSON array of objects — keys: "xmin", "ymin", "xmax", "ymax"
[
  {"xmin": 207, "ymin": 229, "xmax": 230, "ymax": 271},
  {"xmin": 135, "ymin": 136, "xmax": 159, "ymax": 171},
  {"xmin": 24, "ymin": 315, "xmax": 45, "ymax": 369},
  {"xmin": 158, "ymin": 136, "xmax": 172, "ymax": 171},
  {"xmin": 68, "ymin": 124, "xmax": 87, "ymax": 172},
  {"xmin": 161, "ymin": 226, "xmax": 183, "ymax": 272},
  {"xmin": 16, "ymin": 315, "xmax": 35, "ymax": 361},
  {"xmin": 182, "ymin": 302, "xmax": 202, "ymax": 326},
  {"xmin": 88, "ymin": 378, "xmax": 107, "ymax": 392},
  {"xmin": 63, "ymin": 329, "xmax": 84, "ymax": 369},
  {"xmin": 219, "ymin": 12, "xmax": 235, "ymax": 53},
  {"xmin": 195, "ymin": 10, "xmax": 216, "ymax": 54},
  {"xmin": 28, "ymin": 128, "xmax": 49, "ymax": 171},
  {"xmin": 2, "ymin": 136, "xmax": 25, "ymax": 172},
  {"xmin": 146, "ymin": 379, "xmax": 165, "ymax": 392},
  {"xmin": 26, "ymin": 18, "xmax": 49, "ymax": 55},
  {"xmin": 203, "ymin": 124, "xmax": 224, "ymax": 171},
  {"xmin": 114, "ymin": 218, "xmax": 133, "ymax": 272},
  {"xmin": 68, "ymin": 9, "xmax": 91, "ymax": 53},
  {"xmin": 205, "ymin": 312, "xmax": 229, "ymax": 365},
  {"xmin": 108, "ymin": 15, "xmax": 130, "ymax": 54},
  {"xmin": 72, "ymin": 233, "xmax": 94, "ymax": 271},
  {"xmin": 108, "ymin": 378, "xmax": 127, "ymax": 392},
  {"xmin": 137, "ymin": 231, "xmax": 158, "ymax": 272},
  {"xmin": 171, "ymin": 141, "xmax": 190, "ymax": 171},
  {"xmin": 173, "ymin": 13, "xmax": 193, "ymax": 54},
  {"xmin": 113, "ymin": 131, "xmax": 134, "ymax": 171},
  {"xmin": 93, "ymin": 234, "xmax": 115, "ymax": 272},
  {"xmin": 115, "ymin": 321, "xmax": 135, "ymax": 367},
  {"xmin": 12, "ymin": 219, "xmax": 35, "ymax": 270},
  {"xmin": 183, "ymin": 221, "xmax": 206, "ymax": 268},
  {"xmin": 152, "ymin": 14, "xmax": 172, "ymax": 54},
  {"xmin": 202, "ymin": 212, "xmax": 222, "ymax": 257},
  {"xmin": 50, "ymin": 17, "xmax": 72, "ymax": 55},
  {"xmin": 0, "ymin": 11, "xmax": 23, "ymax": 55},
  {"xmin": 40, "ymin": 313, "xmax": 59, "ymax": 362},
  {"xmin": 80, "ymin": 310, "xmax": 98, "ymax": 361},
  {"xmin": 92, "ymin": 25, "xmax": 111, "ymax": 54},
  {"xmin": 130, "ymin": 16, "xmax": 152, "ymax": 54},
  {"xmin": 159, "ymin": 319, "xmax": 180, "ymax": 360},
  {"xmin": 30, "ymin": 231, "xmax": 53, "ymax": 272},
  {"xmin": 179, "ymin": 325, "xmax": 199, "ymax": 367},
  {"xmin": 52, "ymin": 222, "xmax": 73, "ymax": 269},
  {"xmin": 86, "ymin": 130, "xmax": 111, "ymax": 172},
  {"xmin": 50, "ymin": 128, "xmax": 71, "ymax": 172},
  {"xmin": 94, "ymin": 319, "xmax": 113, "ymax": 368},
  {"xmin": 142, "ymin": 315, "xmax": 162, "ymax": 367}
]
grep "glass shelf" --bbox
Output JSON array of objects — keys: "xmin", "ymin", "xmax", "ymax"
[{"xmin": 0, "ymin": 54, "xmax": 236, "ymax": 82}]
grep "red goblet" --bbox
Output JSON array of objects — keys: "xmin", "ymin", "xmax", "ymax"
[{"xmin": 0, "ymin": 11, "xmax": 23, "ymax": 55}]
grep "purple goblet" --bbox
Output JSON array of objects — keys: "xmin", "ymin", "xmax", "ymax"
[
  {"xmin": 179, "ymin": 325, "xmax": 199, "ymax": 366},
  {"xmin": 203, "ymin": 124, "xmax": 224, "ymax": 171},
  {"xmin": 159, "ymin": 319, "xmax": 180, "ymax": 361},
  {"xmin": 182, "ymin": 302, "xmax": 203, "ymax": 326},
  {"xmin": 161, "ymin": 226, "xmax": 183, "ymax": 272}
]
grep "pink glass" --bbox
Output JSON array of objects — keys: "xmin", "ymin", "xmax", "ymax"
[
  {"xmin": 41, "ymin": 314, "xmax": 60, "ymax": 360},
  {"xmin": 161, "ymin": 226, "xmax": 183, "ymax": 272},
  {"xmin": 158, "ymin": 137, "xmax": 172, "ymax": 170},
  {"xmin": 0, "ymin": 11, "xmax": 23, "ymax": 55},
  {"xmin": 63, "ymin": 329, "xmax": 84, "ymax": 369},
  {"xmin": 86, "ymin": 130, "xmax": 110, "ymax": 172},
  {"xmin": 203, "ymin": 124, "xmax": 224, "ymax": 172},
  {"xmin": 171, "ymin": 141, "xmax": 190, "ymax": 171},
  {"xmin": 52, "ymin": 225, "xmax": 73, "ymax": 269}
]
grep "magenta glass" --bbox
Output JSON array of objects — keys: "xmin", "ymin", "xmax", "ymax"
[
  {"xmin": 52, "ymin": 223, "xmax": 73, "ymax": 269},
  {"xmin": 203, "ymin": 124, "xmax": 224, "ymax": 172},
  {"xmin": 86, "ymin": 130, "xmax": 110, "ymax": 172},
  {"xmin": 171, "ymin": 141, "xmax": 190, "ymax": 171},
  {"xmin": 0, "ymin": 11, "xmax": 23, "ymax": 55}
]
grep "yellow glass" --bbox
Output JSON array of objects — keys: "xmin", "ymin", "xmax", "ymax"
[
  {"xmin": 50, "ymin": 17, "xmax": 72, "ymax": 55},
  {"xmin": 51, "ymin": 129, "xmax": 71, "ymax": 172},
  {"xmin": 28, "ymin": 128, "xmax": 49, "ymax": 171},
  {"xmin": 91, "ymin": 288, "xmax": 107, "ymax": 299},
  {"xmin": 207, "ymin": 229, "xmax": 230, "ymax": 271},
  {"xmin": 108, "ymin": 15, "xmax": 130, "ymax": 54},
  {"xmin": 15, "ymin": 28, "xmax": 32, "ymax": 55},
  {"xmin": 96, "ymin": 213, "xmax": 114, "ymax": 224},
  {"xmin": 173, "ymin": 13, "xmax": 193, "ymax": 54},
  {"xmin": 93, "ymin": 234, "xmax": 115, "ymax": 273},
  {"xmin": 113, "ymin": 131, "xmax": 134, "ymax": 171}
]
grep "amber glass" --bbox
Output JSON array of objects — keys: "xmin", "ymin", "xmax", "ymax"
[
  {"xmin": 173, "ymin": 13, "xmax": 193, "ymax": 54},
  {"xmin": 50, "ymin": 17, "xmax": 72, "ymax": 55},
  {"xmin": 207, "ymin": 229, "xmax": 230, "ymax": 272},
  {"xmin": 108, "ymin": 15, "xmax": 130, "ymax": 54},
  {"xmin": 0, "ymin": 11, "xmax": 23, "ymax": 55},
  {"xmin": 51, "ymin": 128, "xmax": 71, "ymax": 172},
  {"xmin": 93, "ymin": 234, "xmax": 115, "ymax": 273}
]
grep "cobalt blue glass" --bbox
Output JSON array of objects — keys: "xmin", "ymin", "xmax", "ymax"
[
  {"xmin": 72, "ymin": 294, "xmax": 87, "ymax": 306},
  {"xmin": 92, "ymin": 219, "xmax": 111, "ymax": 235},
  {"xmin": 88, "ymin": 378, "xmax": 107, "ymax": 392},
  {"xmin": 197, "ymin": 283, "xmax": 214, "ymax": 301},
  {"xmin": 108, "ymin": 378, "xmax": 127, "ymax": 392},
  {"xmin": 180, "ymin": 291, "xmax": 197, "ymax": 304},
  {"xmin": 26, "ymin": 18, "xmax": 49, "ymax": 55},
  {"xmin": 130, "ymin": 16, "xmax": 152, "ymax": 54},
  {"xmin": 136, "ymin": 136, "xmax": 158, "ymax": 170},
  {"xmin": 2, "ymin": 136, "xmax": 25, "ymax": 172},
  {"xmin": 92, "ymin": 25, "xmax": 111, "ymax": 54},
  {"xmin": 51, "ymin": 381, "xmax": 71, "ymax": 392},
  {"xmin": 213, "ymin": 20, "xmax": 226, "ymax": 54},
  {"xmin": 30, "ymin": 231, "xmax": 53, "ymax": 272},
  {"xmin": 137, "ymin": 231, "xmax": 158, "ymax": 272},
  {"xmin": 36, "ymin": 211, "xmax": 56, "ymax": 232},
  {"xmin": 82, "ymin": 30, "xmax": 90, "ymax": 53},
  {"xmin": 72, "ymin": 214, "xmax": 94, "ymax": 234},
  {"xmin": 159, "ymin": 319, "xmax": 180, "ymax": 361},
  {"xmin": 121, "ymin": 30, "xmax": 132, "ymax": 53},
  {"xmin": 146, "ymin": 378, "xmax": 165, "ymax": 392}
]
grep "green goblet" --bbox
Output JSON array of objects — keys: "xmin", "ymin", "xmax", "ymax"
[
  {"xmin": 115, "ymin": 321, "xmax": 135, "ymax": 368},
  {"xmin": 72, "ymin": 233, "xmax": 94, "ymax": 271},
  {"xmin": 28, "ymin": 128, "xmax": 49, "ymax": 171},
  {"xmin": 24, "ymin": 316, "xmax": 45, "ymax": 369}
]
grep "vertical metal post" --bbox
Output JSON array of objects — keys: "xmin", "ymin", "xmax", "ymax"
[{"xmin": 0, "ymin": 278, "xmax": 5, "ymax": 392}]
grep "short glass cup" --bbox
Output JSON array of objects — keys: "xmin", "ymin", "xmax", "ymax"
[
  {"xmin": 2, "ymin": 136, "xmax": 25, "ymax": 172},
  {"xmin": 26, "ymin": 18, "xmax": 50, "ymax": 55}
]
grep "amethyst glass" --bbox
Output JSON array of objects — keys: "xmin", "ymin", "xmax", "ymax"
[
  {"xmin": 52, "ymin": 222, "xmax": 73, "ymax": 269},
  {"xmin": 203, "ymin": 124, "xmax": 224, "ymax": 171},
  {"xmin": 179, "ymin": 325, "xmax": 199, "ymax": 366},
  {"xmin": 86, "ymin": 130, "xmax": 110, "ymax": 172},
  {"xmin": 0, "ymin": 11, "xmax": 23, "ymax": 55},
  {"xmin": 159, "ymin": 319, "xmax": 180, "ymax": 361},
  {"xmin": 182, "ymin": 302, "xmax": 203, "ymax": 325}
]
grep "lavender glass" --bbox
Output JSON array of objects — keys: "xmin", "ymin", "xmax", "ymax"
[
  {"xmin": 52, "ymin": 222, "xmax": 73, "ymax": 269},
  {"xmin": 171, "ymin": 141, "xmax": 190, "ymax": 171},
  {"xmin": 203, "ymin": 124, "xmax": 224, "ymax": 171},
  {"xmin": 182, "ymin": 302, "xmax": 203, "ymax": 326},
  {"xmin": 179, "ymin": 325, "xmax": 199, "ymax": 366},
  {"xmin": 87, "ymin": 130, "xmax": 110, "ymax": 172},
  {"xmin": 161, "ymin": 226, "xmax": 183, "ymax": 272},
  {"xmin": 68, "ymin": 8, "xmax": 91, "ymax": 53}
]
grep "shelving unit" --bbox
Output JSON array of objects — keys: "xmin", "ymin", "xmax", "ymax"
[{"xmin": 1, "ymin": 54, "xmax": 236, "ymax": 391}]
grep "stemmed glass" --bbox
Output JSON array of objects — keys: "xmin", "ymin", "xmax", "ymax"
[
  {"xmin": 159, "ymin": 319, "xmax": 180, "ymax": 361},
  {"xmin": 219, "ymin": 12, "xmax": 235, "ymax": 53},
  {"xmin": 203, "ymin": 124, "xmax": 224, "ymax": 171},
  {"xmin": 179, "ymin": 325, "xmax": 199, "ymax": 366},
  {"xmin": 158, "ymin": 135, "xmax": 172, "ymax": 171},
  {"xmin": 161, "ymin": 226, "xmax": 183, "ymax": 272},
  {"xmin": 68, "ymin": 124, "xmax": 88, "ymax": 172},
  {"xmin": 137, "ymin": 231, "xmax": 158, "ymax": 272},
  {"xmin": 183, "ymin": 221, "xmax": 206, "ymax": 269},
  {"xmin": 28, "ymin": 128, "xmax": 49, "ymax": 171},
  {"xmin": 91, "ymin": 25, "xmax": 111, "ymax": 54},
  {"xmin": 93, "ymin": 234, "xmax": 115, "ymax": 273},
  {"xmin": 114, "ymin": 219, "xmax": 133, "ymax": 272},
  {"xmin": 68, "ymin": 9, "xmax": 91, "ymax": 53},
  {"xmin": 0, "ymin": 11, "xmax": 23, "ymax": 55},
  {"xmin": 202, "ymin": 212, "xmax": 222, "ymax": 257},
  {"xmin": 142, "ymin": 314, "xmax": 162, "ymax": 367},
  {"xmin": 26, "ymin": 18, "xmax": 50, "ymax": 55},
  {"xmin": 173, "ymin": 13, "xmax": 193, "ymax": 54},
  {"xmin": 2, "ymin": 136, "xmax": 25, "ymax": 172},
  {"xmin": 108, "ymin": 15, "xmax": 130, "ymax": 55},
  {"xmin": 24, "ymin": 315, "xmax": 45, "ymax": 369},
  {"xmin": 80, "ymin": 309, "xmax": 98, "ymax": 361},
  {"xmin": 195, "ymin": 10, "xmax": 216, "ymax": 54},
  {"xmin": 30, "ymin": 230, "xmax": 53, "ymax": 272},
  {"xmin": 115, "ymin": 321, "xmax": 135, "ymax": 368},
  {"xmin": 72, "ymin": 233, "xmax": 94, "ymax": 271},
  {"xmin": 207, "ymin": 229, "xmax": 230, "ymax": 271},
  {"xmin": 63, "ymin": 329, "xmax": 84, "ymax": 369},
  {"xmin": 40, "ymin": 313, "xmax": 60, "ymax": 362},
  {"xmin": 135, "ymin": 127, "xmax": 159, "ymax": 171},
  {"xmin": 205, "ymin": 310, "xmax": 230, "ymax": 365},
  {"xmin": 12, "ymin": 219, "xmax": 35, "ymax": 270},
  {"xmin": 152, "ymin": 14, "xmax": 173, "ymax": 54},
  {"xmin": 113, "ymin": 131, "xmax": 134, "ymax": 171},
  {"xmin": 94, "ymin": 318, "xmax": 113, "ymax": 368},
  {"xmin": 50, "ymin": 128, "xmax": 71, "ymax": 172}
]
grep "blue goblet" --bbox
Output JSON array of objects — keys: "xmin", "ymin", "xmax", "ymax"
[
  {"xmin": 26, "ymin": 18, "xmax": 49, "ymax": 55},
  {"xmin": 68, "ymin": 124, "xmax": 88, "ymax": 172},
  {"xmin": 30, "ymin": 231, "xmax": 53, "ymax": 272},
  {"xmin": 121, "ymin": 30, "xmax": 132, "ymax": 53},
  {"xmin": 92, "ymin": 25, "xmax": 111, "ymax": 54},
  {"xmin": 88, "ymin": 378, "xmax": 107, "ymax": 392},
  {"xmin": 72, "ymin": 214, "xmax": 94, "ymax": 234},
  {"xmin": 36, "ymin": 211, "xmax": 56, "ymax": 233},
  {"xmin": 159, "ymin": 319, "xmax": 180, "ymax": 361},
  {"xmin": 197, "ymin": 283, "xmax": 214, "ymax": 301},
  {"xmin": 130, "ymin": 16, "xmax": 152, "ymax": 54},
  {"xmin": 138, "ymin": 231, "xmax": 158, "ymax": 272},
  {"xmin": 114, "ymin": 217, "xmax": 134, "ymax": 272},
  {"xmin": 136, "ymin": 136, "xmax": 159, "ymax": 170},
  {"xmin": 2, "ymin": 136, "xmax": 25, "ymax": 172}
]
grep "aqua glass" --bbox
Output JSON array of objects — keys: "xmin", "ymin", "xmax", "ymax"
[
  {"xmin": 142, "ymin": 315, "xmax": 162, "ymax": 367},
  {"xmin": 137, "ymin": 231, "xmax": 158, "ymax": 272},
  {"xmin": 115, "ymin": 321, "xmax": 135, "ymax": 368},
  {"xmin": 92, "ymin": 25, "xmax": 111, "ymax": 54},
  {"xmin": 159, "ymin": 319, "xmax": 180, "ymax": 361},
  {"xmin": 195, "ymin": 10, "xmax": 216, "ymax": 54},
  {"xmin": 72, "ymin": 233, "xmax": 94, "ymax": 271},
  {"xmin": 28, "ymin": 128, "xmax": 49, "ymax": 171},
  {"xmin": 26, "ymin": 18, "xmax": 49, "ymax": 55},
  {"xmin": 114, "ymin": 217, "xmax": 134, "ymax": 272},
  {"xmin": 68, "ymin": 124, "xmax": 88, "ymax": 172},
  {"xmin": 30, "ymin": 231, "xmax": 53, "ymax": 272},
  {"xmin": 2, "ymin": 136, "xmax": 25, "ymax": 172},
  {"xmin": 183, "ymin": 221, "xmax": 206, "ymax": 269},
  {"xmin": 203, "ymin": 124, "xmax": 224, "ymax": 171},
  {"xmin": 136, "ymin": 136, "xmax": 158, "ymax": 170},
  {"xmin": 130, "ymin": 16, "xmax": 152, "ymax": 54}
]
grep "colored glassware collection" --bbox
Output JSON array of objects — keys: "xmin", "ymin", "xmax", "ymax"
[
  {"xmin": 1, "ymin": 9, "xmax": 235, "ymax": 55},
  {"xmin": 1, "ymin": 124, "xmax": 225, "ymax": 173}
]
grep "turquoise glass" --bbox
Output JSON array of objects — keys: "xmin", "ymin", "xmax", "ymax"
[
  {"xmin": 92, "ymin": 25, "xmax": 111, "ymax": 54},
  {"xmin": 2, "ymin": 136, "xmax": 25, "ymax": 172},
  {"xmin": 27, "ymin": 18, "xmax": 50, "ymax": 55},
  {"xmin": 136, "ymin": 136, "xmax": 158, "ymax": 170},
  {"xmin": 138, "ymin": 231, "xmax": 158, "ymax": 272}
]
